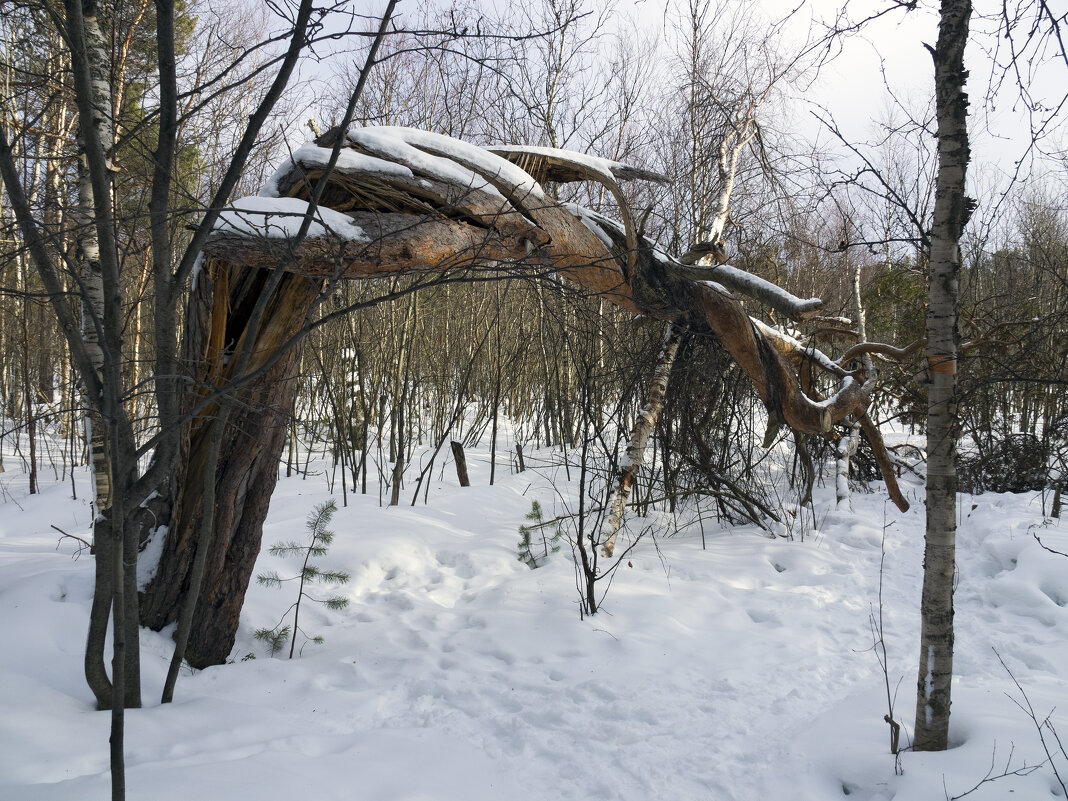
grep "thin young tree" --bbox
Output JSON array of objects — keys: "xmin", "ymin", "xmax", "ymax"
[{"xmin": 913, "ymin": 0, "xmax": 971, "ymax": 752}]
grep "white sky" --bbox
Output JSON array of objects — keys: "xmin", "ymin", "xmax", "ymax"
[
  {"xmin": 617, "ymin": 0, "xmax": 1065, "ymax": 176},
  {"xmin": 321, "ymin": 0, "xmax": 1064, "ymax": 185}
]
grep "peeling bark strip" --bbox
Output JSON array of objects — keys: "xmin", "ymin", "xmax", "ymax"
[
  {"xmin": 927, "ymin": 355, "xmax": 957, "ymax": 375},
  {"xmin": 601, "ymin": 324, "xmax": 684, "ymax": 559},
  {"xmin": 914, "ymin": 0, "xmax": 971, "ymax": 753}
]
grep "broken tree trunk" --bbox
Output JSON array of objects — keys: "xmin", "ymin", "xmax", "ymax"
[
  {"xmin": 139, "ymin": 262, "xmax": 320, "ymax": 667},
  {"xmin": 141, "ymin": 126, "xmax": 910, "ymax": 666},
  {"xmin": 451, "ymin": 440, "xmax": 471, "ymax": 487}
]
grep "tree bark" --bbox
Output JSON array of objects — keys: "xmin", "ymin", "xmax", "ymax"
[
  {"xmin": 601, "ymin": 324, "xmax": 683, "ymax": 558},
  {"xmin": 835, "ymin": 425, "xmax": 858, "ymax": 512},
  {"xmin": 914, "ymin": 0, "xmax": 971, "ymax": 752},
  {"xmin": 67, "ymin": 0, "xmax": 116, "ymax": 708},
  {"xmin": 139, "ymin": 262, "xmax": 320, "ymax": 667},
  {"xmin": 451, "ymin": 440, "xmax": 471, "ymax": 486}
]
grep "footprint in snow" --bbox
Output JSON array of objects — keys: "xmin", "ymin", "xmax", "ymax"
[
  {"xmin": 746, "ymin": 608, "xmax": 782, "ymax": 627},
  {"xmin": 481, "ymin": 648, "xmax": 515, "ymax": 666},
  {"xmin": 383, "ymin": 593, "xmax": 415, "ymax": 612}
]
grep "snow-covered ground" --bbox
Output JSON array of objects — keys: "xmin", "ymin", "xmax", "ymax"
[{"xmin": 1, "ymin": 435, "xmax": 1066, "ymax": 800}]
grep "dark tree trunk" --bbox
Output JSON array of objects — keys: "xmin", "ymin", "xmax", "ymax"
[
  {"xmin": 139, "ymin": 262, "xmax": 320, "ymax": 668},
  {"xmin": 451, "ymin": 440, "xmax": 471, "ymax": 486}
]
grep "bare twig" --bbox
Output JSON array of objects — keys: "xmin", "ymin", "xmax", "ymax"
[
  {"xmin": 993, "ymin": 648, "xmax": 1068, "ymax": 797},
  {"xmin": 52, "ymin": 524, "xmax": 91, "ymax": 556},
  {"xmin": 1033, "ymin": 531, "xmax": 1068, "ymax": 559},
  {"xmin": 868, "ymin": 507, "xmax": 905, "ymax": 757},
  {"xmin": 945, "ymin": 741, "xmax": 1041, "ymax": 800}
]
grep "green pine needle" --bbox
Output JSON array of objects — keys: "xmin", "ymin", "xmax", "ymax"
[{"xmin": 253, "ymin": 498, "xmax": 349, "ymax": 657}]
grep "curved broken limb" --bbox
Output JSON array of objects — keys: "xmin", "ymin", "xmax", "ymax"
[
  {"xmin": 204, "ymin": 126, "xmax": 905, "ymax": 484},
  {"xmin": 158, "ymin": 127, "xmax": 915, "ymax": 659},
  {"xmin": 838, "ymin": 338, "xmax": 925, "ymax": 366},
  {"xmin": 744, "ymin": 318, "xmax": 910, "ymax": 511}
]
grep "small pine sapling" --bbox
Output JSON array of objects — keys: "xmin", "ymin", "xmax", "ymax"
[
  {"xmin": 517, "ymin": 499, "xmax": 561, "ymax": 569},
  {"xmin": 255, "ymin": 499, "xmax": 350, "ymax": 658},
  {"xmin": 254, "ymin": 625, "xmax": 291, "ymax": 657},
  {"xmin": 517, "ymin": 525, "xmax": 537, "ymax": 569}
]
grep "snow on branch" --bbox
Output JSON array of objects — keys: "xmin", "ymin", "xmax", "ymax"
[
  {"xmin": 487, "ymin": 144, "xmax": 670, "ymax": 186},
  {"xmin": 214, "ymin": 196, "xmax": 368, "ymax": 242},
  {"xmin": 750, "ymin": 318, "xmax": 852, "ymax": 379},
  {"xmin": 378, "ymin": 128, "xmax": 548, "ymax": 201},
  {"xmin": 262, "ymin": 143, "xmax": 415, "ymax": 198},
  {"xmin": 683, "ymin": 263, "xmax": 823, "ymax": 321}
]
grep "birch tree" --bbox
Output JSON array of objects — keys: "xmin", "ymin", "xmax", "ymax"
[
  {"xmin": 0, "ymin": 1, "xmax": 376, "ymax": 797},
  {"xmin": 913, "ymin": 0, "xmax": 971, "ymax": 752}
]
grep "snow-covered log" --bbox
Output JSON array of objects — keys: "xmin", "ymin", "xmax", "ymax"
[{"xmin": 203, "ymin": 126, "xmax": 888, "ymax": 442}]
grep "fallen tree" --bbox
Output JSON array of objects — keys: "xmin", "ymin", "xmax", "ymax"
[{"xmin": 139, "ymin": 126, "xmax": 909, "ymax": 667}]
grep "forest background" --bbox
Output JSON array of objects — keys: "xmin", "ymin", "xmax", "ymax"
[{"xmin": 0, "ymin": 0, "xmax": 1066, "ymax": 798}]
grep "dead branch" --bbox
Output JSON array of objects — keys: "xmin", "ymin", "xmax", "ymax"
[
  {"xmin": 838, "ymin": 337, "xmax": 925, "ymax": 366},
  {"xmin": 202, "ymin": 127, "xmax": 910, "ymax": 503},
  {"xmin": 52, "ymin": 524, "xmax": 91, "ymax": 555}
]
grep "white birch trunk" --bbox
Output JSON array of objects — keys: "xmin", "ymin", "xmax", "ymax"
[
  {"xmin": 76, "ymin": 4, "xmax": 113, "ymax": 516},
  {"xmin": 836, "ymin": 256, "xmax": 874, "ymax": 513},
  {"xmin": 600, "ymin": 324, "xmax": 683, "ymax": 558},
  {"xmin": 835, "ymin": 423, "xmax": 859, "ymax": 512},
  {"xmin": 914, "ymin": 0, "xmax": 971, "ymax": 752}
]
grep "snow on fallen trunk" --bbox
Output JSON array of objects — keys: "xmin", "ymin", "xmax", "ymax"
[
  {"xmin": 486, "ymin": 143, "xmax": 669, "ymax": 185},
  {"xmin": 261, "ymin": 143, "xmax": 415, "ymax": 198},
  {"xmin": 696, "ymin": 265, "xmax": 822, "ymax": 320},
  {"xmin": 344, "ymin": 128, "xmax": 512, "ymax": 204},
  {"xmin": 376, "ymin": 127, "xmax": 547, "ymax": 201},
  {"xmin": 214, "ymin": 196, "xmax": 369, "ymax": 242}
]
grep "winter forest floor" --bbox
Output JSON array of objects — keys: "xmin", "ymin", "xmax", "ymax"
[{"xmin": 1, "ymin": 430, "xmax": 1066, "ymax": 800}]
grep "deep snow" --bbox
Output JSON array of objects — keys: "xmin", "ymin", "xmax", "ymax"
[{"xmin": 1, "ymin": 433, "xmax": 1066, "ymax": 800}]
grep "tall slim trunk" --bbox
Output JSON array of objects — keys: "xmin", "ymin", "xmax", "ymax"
[
  {"xmin": 835, "ymin": 425, "xmax": 858, "ymax": 512},
  {"xmin": 19, "ymin": 257, "xmax": 37, "ymax": 494},
  {"xmin": 836, "ymin": 258, "xmax": 871, "ymax": 513},
  {"xmin": 390, "ymin": 398, "xmax": 404, "ymax": 506},
  {"xmin": 914, "ymin": 0, "xmax": 971, "ymax": 752},
  {"xmin": 68, "ymin": 0, "xmax": 128, "ymax": 711},
  {"xmin": 601, "ymin": 324, "xmax": 683, "ymax": 558}
]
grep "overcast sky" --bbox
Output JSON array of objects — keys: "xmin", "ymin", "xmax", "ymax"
[{"xmin": 620, "ymin": 0, "xmax": 1064, "ymax": 176}]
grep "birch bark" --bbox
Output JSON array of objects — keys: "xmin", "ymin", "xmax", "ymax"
[
  {"xmin": 601, "ymin": 324, "xmax": 683, "ymax": 558},
  {"xmin": 68, "ymin": 0, "xmax": 129, "ymax": 712},
  {"xmin": 914, "ymin": 0, "xmax": 971, "ymax": 752}
]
